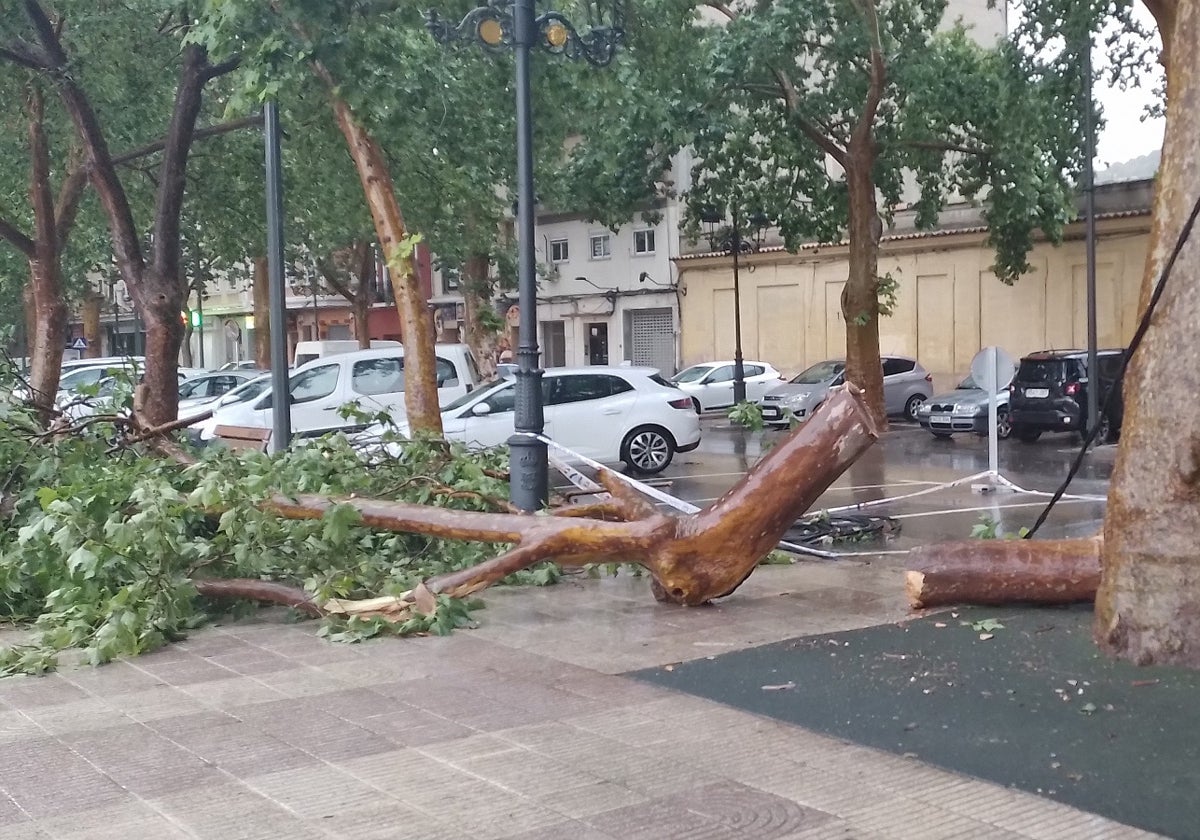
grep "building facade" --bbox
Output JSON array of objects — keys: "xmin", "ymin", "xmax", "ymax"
[{"xmin": 676, "ymin": 179, "xmax": 1154, "ymax": 391}]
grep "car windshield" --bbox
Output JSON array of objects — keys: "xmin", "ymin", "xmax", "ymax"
[
  {"xmin": 672, "ymin": 365, "xmax": 714, "ymax": 384},
  {"xmin": 790, "ymin": 361, "xmax": 844, "ymax": 385},
  {"xmin": 443, "ymin": 379, "xmax": 508, "ymax": 413},
  {"xmin": 218, "ymin": 376, "xmax": 271, "ymax": 406},
  {"xmin": 1017, "ymin": 359, "xmax": 1063, "ymax": 384},
  {"xmin": 957, "ymin": 375, "xmax": 978, "ymax": 389}
]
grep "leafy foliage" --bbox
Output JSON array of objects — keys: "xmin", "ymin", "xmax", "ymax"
[{"xmin": 0, "ymin": 372, "xmax": 554, "ymax": 674}]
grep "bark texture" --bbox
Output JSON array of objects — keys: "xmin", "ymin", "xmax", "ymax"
[
  {"xmin": 81, "ymin": 294, "xmax": 102, "ymax": 359},
  {"xmin": 25, "ymin": 85, "xmax": 66, "ymax": 418},
  {"xmin": 264, "ymin": 385, "xmax": 878, "ymax": 606},
  {"xmin": 462, "ymin": 253, "xmax": 499, "ymax": 381},
  {"xmin": 1096, "ymin": 0, "xmax": 1200, "ymax": 666},
  {"xmin": 252, "ymin": 256, "xmax": 270, "ymax": 368},
  {"xmin": 315, "ymin": 62, "xmax": 442, "ymax": 435},
  {"xmin": 906, "ymin": 538, "xmax": 1101, "ymax": 609}
]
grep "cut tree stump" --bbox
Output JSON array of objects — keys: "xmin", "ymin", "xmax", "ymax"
[
  {"xmin": 262, "ymin": 384, "xmax": 880, "ymax": 607},
  {"xmin": 905, "ymin": 537, "xmax": 1102, "ymax": 609}
]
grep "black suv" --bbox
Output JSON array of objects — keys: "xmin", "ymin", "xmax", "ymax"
[{"xmin": 1009, "ymin": 348, "xmax": 1126, "ymax": 443}]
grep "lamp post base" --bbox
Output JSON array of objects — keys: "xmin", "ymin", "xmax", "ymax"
[{"xmin": 508, "ymin": 432, "xmax": 549, "ymax": 511}]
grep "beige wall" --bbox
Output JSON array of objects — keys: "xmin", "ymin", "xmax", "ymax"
[{"xmin": 677, "ymin": 217, "xmax": 1149, "ymax": 391}]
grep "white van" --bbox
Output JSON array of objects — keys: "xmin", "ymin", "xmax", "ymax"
[
  {"xmin": 292, "ymin": 340, "xmax": 401, "ymax": 368},
  {"xmin": 195, "ymin": 344, "xmax": 481, "ymax": 440}
]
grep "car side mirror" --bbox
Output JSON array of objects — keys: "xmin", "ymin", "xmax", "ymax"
[
  {"xmin": 832, "ymin": 375, "xmax": 845, "ymax": 386},
  {"xmin": 471, "ymin": 402, "xmax": 492, "ymax": 417}
]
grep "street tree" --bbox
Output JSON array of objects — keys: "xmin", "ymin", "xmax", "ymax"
[
  {"xmin": 1095, "ymin": 0, "xmax": 1200, "ymax": 666},
  {"xmin": 0, "ymin": 0, "xmax": 246, "ymax": 425}
]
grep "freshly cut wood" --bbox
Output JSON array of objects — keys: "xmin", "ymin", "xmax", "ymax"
[
  {"xmin": 905, "ymin": 537, "xmax": 1102, "ymax": 609},
  {"xmin": 263, "ymin": 384, "xmax": 880, "ymax": 607}
]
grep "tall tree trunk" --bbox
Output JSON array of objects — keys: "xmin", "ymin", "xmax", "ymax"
[
  {"xmin": 354, "ymin": 240, "xmax": 373, "ymax": 349},
  {"xmin": 81, "ymin": 293, "xmax": 102, "ymax": 359},
  {"xmin": 21, "ymin": 284, "xmax": 36, "ymax": 365},
  {"xmin": 842, "ymin": 153, "xmax": 887, "ymax": 429},
  {"xmin": 136, "ymin": 277, "xmax": 185, "ymax": 421},
  {"xmin": 315, "ymin": 64, "xmax": 442, "ymax": 435},
  {"xmin": 1095, "ymin": 0, "xmax": 1200, "ymax": 667},
  {"xmin": 252, "ymin": 256, "xmax": 271, "ymax": 368},
  {"xmin": 25, "ymin": 85, "xmax": 66, "ymax": 418},
  {"xmin": 462, "ymin": 253, "xmax": 499, "ymax": 381}
]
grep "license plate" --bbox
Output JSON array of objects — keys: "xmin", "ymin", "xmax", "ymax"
[
  {"xmin": 762, "ymin": 408, "xmax": 780, "ymax": 419},
  {"xmin": 1025, "ymin": 388, "xmax": 1050, "ymax": 398}
]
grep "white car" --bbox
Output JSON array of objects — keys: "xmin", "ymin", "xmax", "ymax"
[
  {"xmin": 177, "ymin": 371, "xmax": 260, "ymax": 413},
  {"xmin": 193, "ymin": 344, "xmax": 481, "ymax": 441},
  {"xmin": 380, "ymin": 366, "xmax": 701, "ymax": 475},
  {"xmin": 670, "ymin": 360, "xmax": 783, "ymax": 412}
]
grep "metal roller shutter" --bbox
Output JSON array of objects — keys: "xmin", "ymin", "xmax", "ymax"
[{"xmin": 629, "ymin": 308, "xmax": 675, "ymax": 375}]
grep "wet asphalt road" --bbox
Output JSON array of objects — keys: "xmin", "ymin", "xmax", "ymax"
[{"xmin": 568, "ymin": 419, "xmax": 1113, "ymax": 553}]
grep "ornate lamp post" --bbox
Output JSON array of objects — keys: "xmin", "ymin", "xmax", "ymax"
[
  {"xmin": 427, "ymin": 0, "xmax": 624, "ymax": 512},
  {"xmin": 700, "ymin": 204, "xmax": 770, "ymax": 405}
]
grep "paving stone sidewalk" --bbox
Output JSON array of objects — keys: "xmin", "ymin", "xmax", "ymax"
[{"xmin": 0, "ymin": 563, "xmax": 1163, "ymax": 839}]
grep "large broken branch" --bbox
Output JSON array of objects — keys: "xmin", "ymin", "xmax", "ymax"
[
  {"xmin": 905, "ymin": 537, "xmax": 1102, "ymax": 609},
  {"xmin": 263, "ymin": 384, "xmax": 879, "ymax": 606}
]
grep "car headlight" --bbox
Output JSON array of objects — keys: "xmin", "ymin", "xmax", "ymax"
[
  {"xmin": 952, "ymin": 404, "xmax": 976, "ymax": 415},
  {"xmin": 917, "ymin": 404, "xmax": 932, "ymax": 415}
]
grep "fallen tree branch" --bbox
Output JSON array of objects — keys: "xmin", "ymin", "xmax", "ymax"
[
  {"xmin": 905, "ymin": 536, "xmax": 1102, "ymax": 609},
  {"xmin": 262, "ymin": 385, "xmax": 879, "ymax": 606},
  {"xmin": 192, "ymin": 578, "xmax": 323, "ymax": 617}
]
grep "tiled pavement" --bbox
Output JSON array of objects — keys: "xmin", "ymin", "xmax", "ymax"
[{"xmin": 0, "ymin": 562, "xmax": 1163, "ymax": 839}]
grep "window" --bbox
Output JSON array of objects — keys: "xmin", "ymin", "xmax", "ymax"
[
  {"xmin": 547, "ymin": 374, "xmax": 631, "ymax": 405},
  {"xmin": 436, "ymin": 357, "xmax": 459, "ymax": 387},
  {"xmin": 482, "ymin": 384, "xmax": 517, "ymax": 414},
  {"xmin": 179, "ymin": 378, "xmax": 208, "ymax": 399},
  {"xmin": 882, "ymin": 358, "xmax": 915, "ymax": 377},
  {"xmin": 550, "ymin": 239, "xmax": 569, "ymax": 263},
  {"xmin": 290, "ymin": 365, "xmax": 339, "ymax": 403},
  {"xmin": 706, "ymin": 366, "xmax": 735, "ymax": 384},
  {"xmin": 352, "ymin": 357, "xmax": 404, "ymax": 396},
  {"xmin": 443, "ymin": 268, "xmax": 461, "ymax": 293},
  {"xmin": 634, "ymin": 229, "xmax": 656, "ymax": 255},
  {"xmin": 211, "ymin": 376, "xmax": 242, "ymax": 396},
  {"xmin": 743, "ymin": 364, "xmax": 764, "ymax": 377},
  {"xmin": 589, "ymin": 233, "xmax": 612, "ymax": 260}
]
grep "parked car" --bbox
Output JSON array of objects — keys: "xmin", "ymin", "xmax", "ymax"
[
  {"xmin": 373, "ymin": 366, "xmax": 700, "ymax": 475},
  {"xmin": 177, "ymin": 371, "xmax": 260, "ymax": 413},
  {"xmin": 182, "ymin": 374, "xmax": 270, "ymax": 424},
  {"xmin": 916, "ymin": 373, "xmax": 1013, "ymax": 439},
  {"xmin": 193, "ymin": 344, "xmax": 481, "ymax": 441},
  {"xmin": 669, "ymin": 360, "xmax": 782, "ymax": 412},
  {"xmin": 217, "ymin": 360, "xmax": 264, "ymax": 372},
  {"xmin": 759, "ymin": 355, "xmax": 933, "ymax": 427},
  {"xmin": 1009, "ymin": 348, "xmax": 1126, "ymax": 443}
]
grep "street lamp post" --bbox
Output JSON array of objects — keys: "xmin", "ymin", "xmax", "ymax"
[
  {"xmin": 701, "ymin": 204, "xmax": 769, "ymax": 407},
  {"xmin": 427, "ymin": 0, "xmax": 624, "ymax": 512}
]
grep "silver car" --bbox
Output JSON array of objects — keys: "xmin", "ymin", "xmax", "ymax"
[
  {"xmin": 759, "ymin": 355, "xmax": 933, "ymax": 427},
  {"xmin": 917, "ymin": 374, "xmax": 1012, "ymax": 439},
  {"xmin": 670, "ymin": 360, "xmax": 783, "ymax": 412}
]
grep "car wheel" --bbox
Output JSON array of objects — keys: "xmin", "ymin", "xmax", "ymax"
[
  {"xmin": 1016, "ymin": 428, "xmax": 1042, "ymax": 443},
  {"xmin": 621, "ymin": 426, "xmax": 675, "ymax": 475},
  {"xmin": 1088, "ymin": 414, "xmax": 1113, "ymax": 445},
  {"xmin": 904, "ymin": 394, "xmax": 926, "ymax": 421},
  {"xmin": 996, "ymin": 409, "xmax": 1012, "ymax": 440}
]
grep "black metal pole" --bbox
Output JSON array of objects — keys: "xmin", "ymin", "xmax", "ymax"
[
  {"xmin": 264, "ymin": 100, "xmax": 292, "ymax": 453},
  {"xmin": 111, "ymin": 286, "xmax": 120, "ymax": 355},
  {"xmin": 1082, "ymin": 35, "xmax": 1099, "ymax": 440},
  {"xmin": 507, "ymin": 0, "xmax": 548, "ymax": 511},
  {"xmin": 731, "ymin": 204, "xmax": 746, "ymax": 404},
  {"xmin": 311, "ymin": 273, "xmax": 319, "ymax": 341}
]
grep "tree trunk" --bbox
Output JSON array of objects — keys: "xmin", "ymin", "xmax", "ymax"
[
  {"xmin": 81, "ymin": 294, "xmax": 102, "ymax": 359},
  {"xmin": 462, "ymin": 253, "xmax": 499, "ymax": 381},
  {"xmin": 180, "ymin": 319, "xmax": 194, "ymax": 367},
  {"xmin": 906, "ymin": 538, "xmax": 1101, "ymax": 609},
  {"xmin": 252, "ymin": 256, "xmax": 270, "ymax": 368},
  {"xmin": 354, "ymin": 240, "xmax": 374, "ymax": 349},
  {"xmin": 25, "ymin": 85, "xmax": 66, "ymax": 418},
  {"xmin": 842, "ymin": 150, "xmax": 887, "ymax": 429},
  {"xmin": 1095, "ymin": 0, "xmax": 1200, "ymax": 667},
  {"xmin": 21, "ymin": 284, "xmax": 37, "ymax": 366},
  {"xmin": 263, "ymin": 385, "xmax": 879, "ymax": 605},
  {"xmin": 316, "ymin": 65, "xmax": 442, "ymax": 436},
  {"xmin": 136, "ymin": 275, "xmax": 185, "ymax": 424}
]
